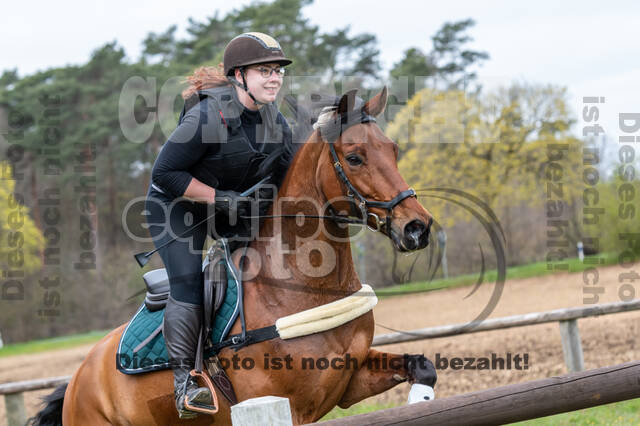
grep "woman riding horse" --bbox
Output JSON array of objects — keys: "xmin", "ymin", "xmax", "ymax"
[
  {"xmin": 145, "ymin": 32, "xmax": 294, "ymax": 418},
  {"xmin": 30, "ymin": 55, "xmax": 438, "ymax": 426}
]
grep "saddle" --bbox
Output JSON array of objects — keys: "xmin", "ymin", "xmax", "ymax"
[
  {"xmin": 141, "ymin": 240, "xmax": 238, "ymax": 413},
  {"xmin": 142, "ymin": 250, "xmax": 227, "ymax": 315}
]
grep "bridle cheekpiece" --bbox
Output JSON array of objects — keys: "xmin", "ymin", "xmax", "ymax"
[{"xmin": 317, "ymin": 100, "xmax": 417, "ymax": 234}]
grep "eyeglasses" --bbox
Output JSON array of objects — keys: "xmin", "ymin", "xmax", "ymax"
[{"xmin": 251, "ymin": 66, "xmax": 286, "ymax": 78}]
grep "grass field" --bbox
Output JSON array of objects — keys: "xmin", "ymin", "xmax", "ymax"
[
  {"xmin": 320, "ymin": 398, "xmax": 640, "ymax": 424},
  {"xmin": 375, "ymin": 252, "xmax": 622, "ymax": 298},
  {"xmin": 0, "ymin": 330, "xmax": 108, "ymax": 358}
]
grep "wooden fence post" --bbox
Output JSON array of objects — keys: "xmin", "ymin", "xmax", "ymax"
[
  {"xmin": 559, "ymin": 319, "xmax": 584, "ymax": 372},
  {"xmin": 231, "ymin": 396, "xmax": 293, "ymax": 426},
  {"xmin": 5, "ymin": 392, "xmax": 27, "ymax": 426}
]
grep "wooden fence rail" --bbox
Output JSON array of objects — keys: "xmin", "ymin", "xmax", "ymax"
[
  {"xmin": 310, "ymin": 361, "xmax": 640, "ymax": 425},
  {"xmin": 0, "ymin": 376, "xmax": 71, "ymax": 426},
  {"xmin": 371, "ymin": 299, "xmax": 640, "ymax": 346},
  {"xmin": 0, "ymin": 376, "xmax": 71, "ymax": 395},
  {"xmin": 372, "ymin": 299, "xmax": 640, "ymax": 373}
]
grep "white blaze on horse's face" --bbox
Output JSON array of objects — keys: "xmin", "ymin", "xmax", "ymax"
[{"xmin": 321, "ymin": 88, "xmax": 433, "ymax": 252}]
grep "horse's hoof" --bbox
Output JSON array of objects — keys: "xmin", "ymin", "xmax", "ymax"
[
  {"xmin": 407, "ymin": 383, "xmax": 435, "ymax": 404},
  {"xmin": 405, "ymin": 354, "xmax": 437, "ymax": 387}
]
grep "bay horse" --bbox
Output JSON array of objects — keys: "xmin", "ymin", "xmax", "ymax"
[{"xmin": 32, "ymin": 87, "xmax": 436, "ymax": 425}]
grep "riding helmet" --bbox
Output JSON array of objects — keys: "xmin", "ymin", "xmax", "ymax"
[{"xmin": 223, "ymin": 32, "xmax": 292, "ymax": 76}]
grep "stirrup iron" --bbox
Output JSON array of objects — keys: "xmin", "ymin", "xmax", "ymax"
[{"xmin": 183, "ymin": 368, "xmax": 219, "ymax": 415}]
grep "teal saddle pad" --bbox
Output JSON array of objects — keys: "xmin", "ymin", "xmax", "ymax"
[{"xmin": 116, "ymin": 266, "xmax": 238, "ymax": 375}]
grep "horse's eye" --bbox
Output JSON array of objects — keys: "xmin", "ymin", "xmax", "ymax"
[{"xmin": 345, "ymin": 154, "xmax": 363, "ymax": 166}]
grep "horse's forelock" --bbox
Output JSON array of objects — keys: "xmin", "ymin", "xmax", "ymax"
[{"xmin": 312, "ymin": 106, "xmax": 338, "ymax": 131}]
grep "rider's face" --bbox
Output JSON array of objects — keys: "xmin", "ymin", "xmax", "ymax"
[{"xmin": 237, "ymin": 63, "xmax": 284, "ymax": 105}]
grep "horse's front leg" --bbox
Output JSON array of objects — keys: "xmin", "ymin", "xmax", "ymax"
[{"xmin": 337, "ymin": 349, "xmax": 437, "ymax": 408}]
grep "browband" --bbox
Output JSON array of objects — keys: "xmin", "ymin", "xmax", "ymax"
[{"xmin": 319, "ymin": 109, "xmax": 377, "ymax": 143}]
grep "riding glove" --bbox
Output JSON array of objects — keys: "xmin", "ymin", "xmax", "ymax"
[{"xmin": 213, "ymin": 189, "xmax": 251, "ymax": 219}]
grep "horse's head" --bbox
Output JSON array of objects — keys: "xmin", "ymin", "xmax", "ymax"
[{"xmin": 312, "ymin": 87, "xmax": 433, "ymax": 252}]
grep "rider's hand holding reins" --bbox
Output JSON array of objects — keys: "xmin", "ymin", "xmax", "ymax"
[{"xmin": 213, "ymin": 189, "xmax": 251, "ymax": 219}]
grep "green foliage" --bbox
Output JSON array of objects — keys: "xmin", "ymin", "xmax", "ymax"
[
  {"xmin": 0, "ymin": 69, "xmax": 19, "ymax": 88},
  {"xmin": 388, "ymin": 18, "xmax": 488, "ymax": 108},
  {"xmin": 389, "ymin": 47, "xmax": 436, "ymax": 105},
  {"xmin": 390, "ymin": 48, "xmax": 435, "ymax": 81},
  {"xmin": 140, "ymin": 0, "xmax": 381, "ymax": 81},
  {"xmin": 141, "ymin": 25, "xmax": 179, "ymax": 66},
  {"xmin": 583, "ymin": 177, "xmax": 640, "ymax": 255},
  {"xmin": 430, "ymin": 18, "xmax": 489, "ymax": 89},
  {"xmin": 0, "ymin": 162, "xmax": 44, "ymax": 273},
  {"xmin": 387, "ymin": 83, "xmax": 578, "ymax": 227}
]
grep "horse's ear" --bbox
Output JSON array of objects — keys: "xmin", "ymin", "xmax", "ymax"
[
  {"xmin": 363, "ymin": 86, "xmax": 388, "ymax": 117},
  {"xmin": 337, "ymin": 89, "xmax": 358, "ymax": 115}
]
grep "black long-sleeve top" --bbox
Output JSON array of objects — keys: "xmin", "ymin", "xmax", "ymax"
[{"xmin": 151, "ymin": 91, "xmax": 293, "ymax": 199}]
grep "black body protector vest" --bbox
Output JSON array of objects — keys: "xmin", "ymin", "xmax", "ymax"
[{"xmin": 182, "ymin": 85, "xmax": 286, "ymax": 192}]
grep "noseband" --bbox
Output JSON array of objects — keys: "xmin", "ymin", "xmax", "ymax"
[{"xmin": 321, "ymin": 109, "xmax": 417, "ymax": 233}]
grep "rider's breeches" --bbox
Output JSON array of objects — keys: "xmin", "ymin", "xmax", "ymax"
[{"xmin": 145, "ymin": 187, "xmax": 208, "ymax": 305}]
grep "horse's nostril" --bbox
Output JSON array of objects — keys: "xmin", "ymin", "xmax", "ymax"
[
  {"xmin": 405, "ymin": 220, "xmax": 427, "ymax": 239},
  {"xmin": 401, "ymin": 219, "xmax": 430, "ymax": 250}
]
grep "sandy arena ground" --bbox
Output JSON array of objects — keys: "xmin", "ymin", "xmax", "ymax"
[{"xmin": 1, "ymin": 263, "xmax": 639, "ymax": 421}]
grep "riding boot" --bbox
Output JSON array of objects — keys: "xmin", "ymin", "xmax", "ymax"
[{"xmin": 163, "ymin": 296, "xmax": 212, "ymax": 419}]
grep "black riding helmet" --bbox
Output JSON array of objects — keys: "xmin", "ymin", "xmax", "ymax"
[{"xmin": 223, "ymin": 32, "xmax": 292, "ymax": 105}]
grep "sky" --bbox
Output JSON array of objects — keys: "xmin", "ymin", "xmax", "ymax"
[{"xmin": 2, "ymin": 0, "xmax": 639, "ymax": 142}]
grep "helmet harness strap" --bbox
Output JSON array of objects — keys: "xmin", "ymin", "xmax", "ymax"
[{"xmin": 230, "ymin": 67, "xmax": 268, "ymax": 107}]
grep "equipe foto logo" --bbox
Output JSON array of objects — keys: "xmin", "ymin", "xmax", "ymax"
[
  {"xmin": 122, "ymin": 187, "xmax": 506, "ymax": 328},
  {"xmin": 374, "ymin": 187, "xmax": 506, "ymax": 333}
]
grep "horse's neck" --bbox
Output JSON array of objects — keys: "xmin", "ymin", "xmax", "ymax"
[{"xmin": 250, "ymin": 136, "xmax": 359, "ymax": 301}]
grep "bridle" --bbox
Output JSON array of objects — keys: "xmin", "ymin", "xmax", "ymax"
[
  {"xmin": 327, "ymin": 142, "xmax": 417, "ymax": 233},
  {"xmin": 322, "ymin": 108, "xmax": 417, "ymax": 234}
]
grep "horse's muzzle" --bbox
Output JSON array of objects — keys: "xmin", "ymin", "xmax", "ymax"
[{"xmin": 401, "ymin": 218, "xmax": 431, "ymax": 251}]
